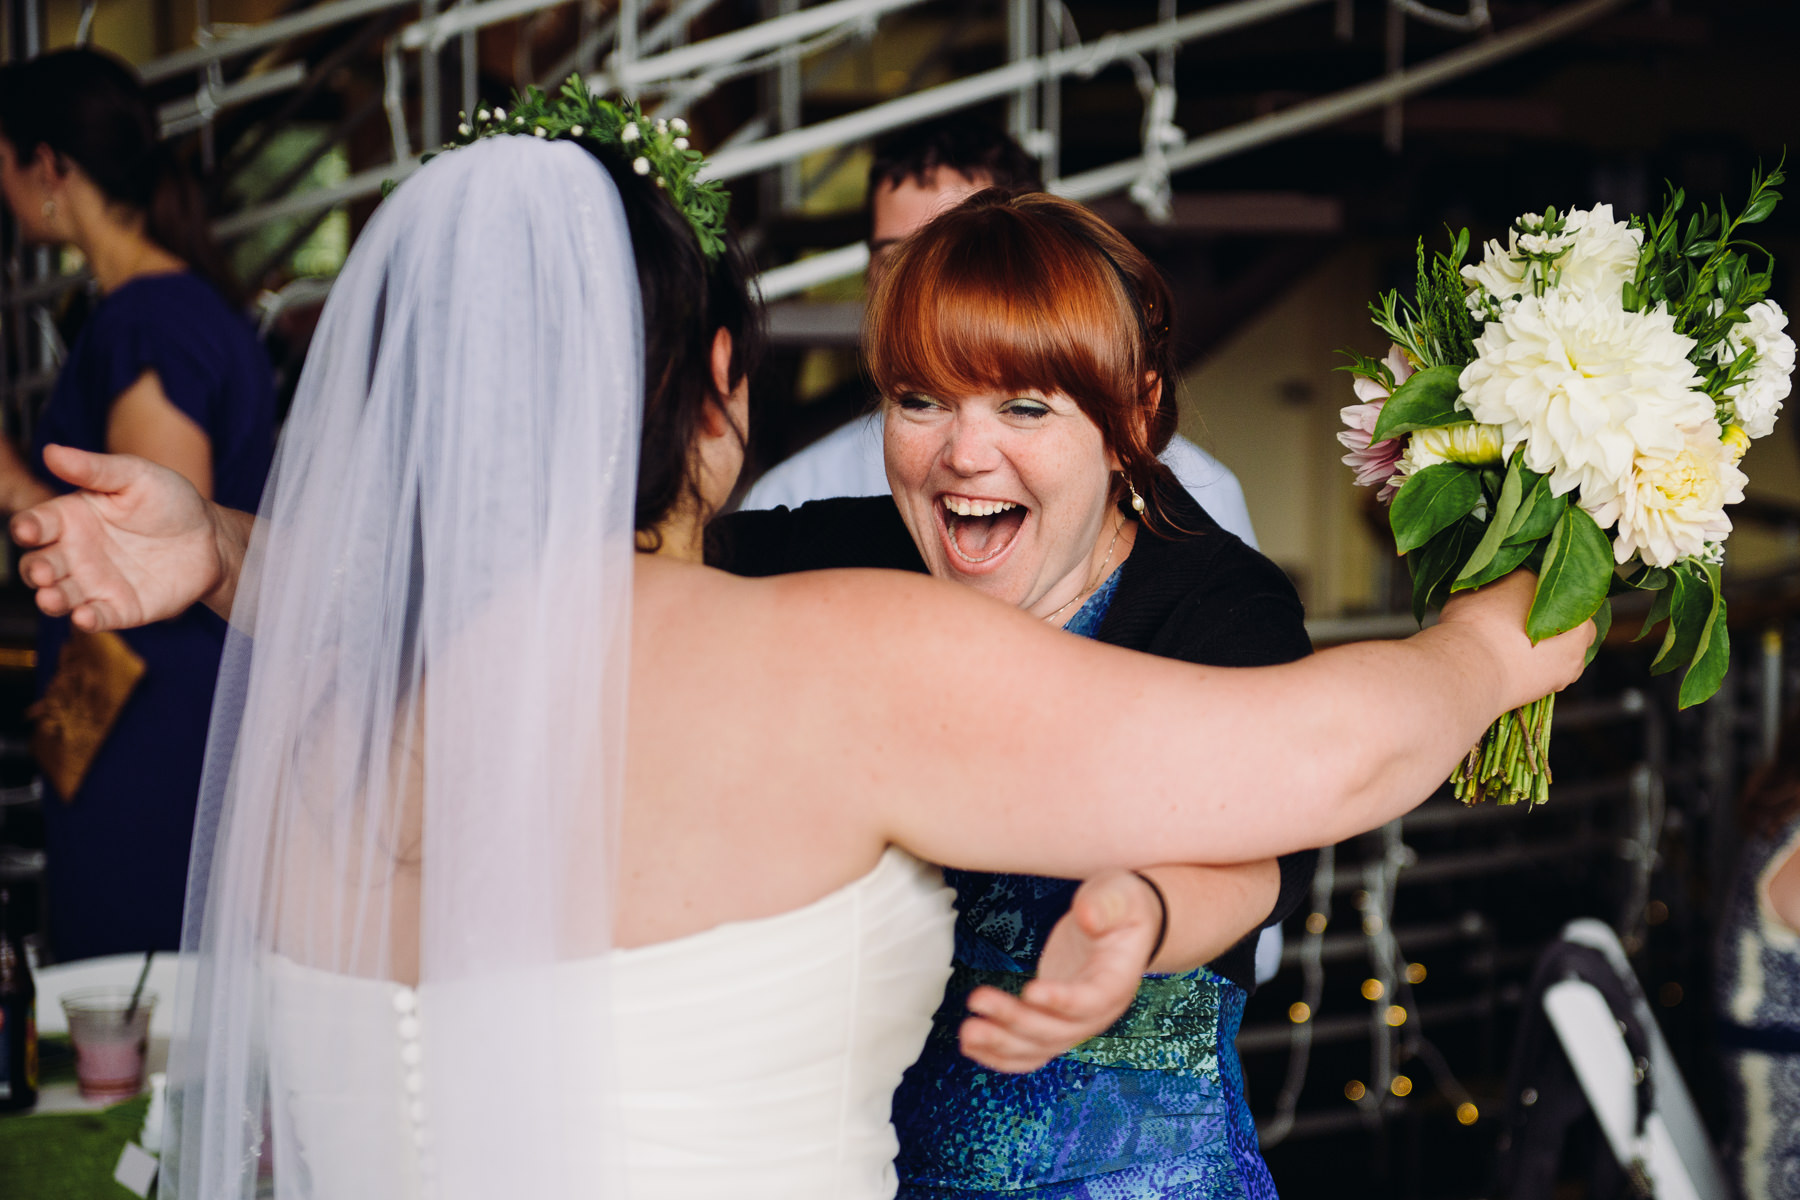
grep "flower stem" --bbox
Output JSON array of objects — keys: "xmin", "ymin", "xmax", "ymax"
[{"xmin": 1451, "ymin": 693, "xmax": 1556, "ymax": 808}]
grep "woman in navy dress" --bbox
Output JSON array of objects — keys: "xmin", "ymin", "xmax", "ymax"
[{"xmin": 0, "ymin": 49, "xmax": 275, "ymax": 961}]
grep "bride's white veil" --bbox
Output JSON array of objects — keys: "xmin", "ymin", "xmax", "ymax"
[{"xmin": 162, "ymin": 136, "xmax": 643, "ymax": 1199}]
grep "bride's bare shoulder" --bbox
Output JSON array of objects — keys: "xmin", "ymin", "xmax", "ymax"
[{"xmin": 633, "ymin": 555, "xmax": 971, "ymax": 635}]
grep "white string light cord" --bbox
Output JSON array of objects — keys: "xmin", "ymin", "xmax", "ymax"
[
  {"xmin": 1043, "ymin": 0, "xmax": 1184, "ymax": 222},
  {"xmin": 1390, "ymin": 0, "xmax": 1490, "ymax": 34},
  {"xmin": 1351, "ymin": 820, "xmax": 1481, "ymax": 1126},
  {"xmin": 1260, "ymin": 845, "xmax": 1334, "ymax": 1148}
]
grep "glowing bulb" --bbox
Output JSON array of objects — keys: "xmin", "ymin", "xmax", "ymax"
[
  {"xmin": 1405, "ymin": 962, "xmax": 1427, "ymax": 984},
  {"xmin": 1305, "ymin": 912, "xmax": 1327, "ymax": 935},
  {"xmin": 1456, "ymin": 1102, "xmax": 1479, "ymax": 1126},
  {"xmin": 1386, "ymin": 1005, "xmax": 1407, "ymax": 1027},
  {"xmin": 1344, "ymin": 1080, "xmax": 1366, "ymax": 1102},
  {"xmin": 1390, "ymin": 1075, "xmax": 1413, "ymax": 1097},
  {"xmin": 1361, "ymin": 978, "xmax": 1385, "ymax": 1001},
  {"xmin": 1288, "ymin": 1002, "xmax": 1311, "ymax": 1024}
]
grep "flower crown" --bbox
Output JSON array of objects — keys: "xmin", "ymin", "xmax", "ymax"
[{"xmin": 440, "ymin": 76, "xmax": 731, "ymax": 260}]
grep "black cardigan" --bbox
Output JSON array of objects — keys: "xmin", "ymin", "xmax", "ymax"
[{"xmin": 710, "ymin": 489, "xmax": 1317, "ymax": 991}]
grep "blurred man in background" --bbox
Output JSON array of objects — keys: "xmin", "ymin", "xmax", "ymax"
[{"xmin": 741, "ymin": 117, "xmax": 1260, "ymax": 552}]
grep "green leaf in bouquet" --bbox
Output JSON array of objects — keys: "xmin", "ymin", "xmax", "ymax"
[
  {"xmin": 1369, "ymin": 365, "xmax": 1465, "ymax": 443},
  {"xmin": 1390, "ymin": 463, "xmax": 1483, "ymax": 554},
  {"xmin": 1454, "ymin": 452, "xmax": 1529, "ymax": 589},
  {"xmin": 1408, "ymin": 517, "xmax": 1482, "ymax": 624},
  {"xmin": 1651, "ymin": 563, "xmax": 1711, "ymax": 674},
  {"xmin": 1526, "ymin": 505, "xmax": 1613, "ymax": 642},
  {"xmin": 1455, "ymin": 540, "xmax": 1534, "ymax": 593},
  {"xmin": 1743, "ymin": 191, "xmax": 1781, "ymax": 226},
  {"xmin": 1634, "ymin": 582, "xmax": 1673, "ymax": 642},
  {"xmin": 1628, "ymin": 565, "xmax": 1671, "ymax": 592},
  {"xmin": 1586, "ymin": 598, "xmax": 1613, "ymax": 667},
  {"xmin": 1504, "ymin": 476, "xmax": 1566, "ymax": 546},
  {"xmin": 1678, "ymin": 568, "xmax": 1730, "ymax": 708}
]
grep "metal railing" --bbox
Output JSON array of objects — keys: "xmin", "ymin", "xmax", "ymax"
[{"xmin": 2, "ymin": 0, "xmax": 1638, "ymax": 413}]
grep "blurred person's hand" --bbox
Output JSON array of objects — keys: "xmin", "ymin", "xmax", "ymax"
[
  {"xmin": 958, "ymin": 869, "xmax": 1161, "ymax": 1073},
  {"xmin": 12, "ymin": 444, "xmax": 228, "ymax": 630}
]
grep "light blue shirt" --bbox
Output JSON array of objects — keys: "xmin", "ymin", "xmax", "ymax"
[{"xmin": 741, "ymin": 411, "xmax": 1260, "ymax": 550}]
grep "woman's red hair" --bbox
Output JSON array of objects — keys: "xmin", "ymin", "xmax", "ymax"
[{"xmin": 864, "ymin": 189, "xmax": 1187, "ymax": 530}]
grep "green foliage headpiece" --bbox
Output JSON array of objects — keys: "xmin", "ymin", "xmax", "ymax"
[{"xmin": 441, "ymin": 76, "xmax": 731, "ymax": 260}]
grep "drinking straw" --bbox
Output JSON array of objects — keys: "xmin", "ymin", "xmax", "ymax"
[{"xmin": 124, "ymin": 950, "xmax": 155, "ymax": 1022}]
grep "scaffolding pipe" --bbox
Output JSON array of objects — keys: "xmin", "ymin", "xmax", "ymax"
[
  {"xmin": 750, "ymin": 0, "xmax": 1630, "ymax": 295},
  {"xmin": 140, "ymin": 0, "xmax": 421, "ymax": 83},
  {"xmin": 401, "ymin": 0, "xmax": 577, "ymax": 50},
  {"xmin": 157, "ymin": 61, "xmax": 308, "ymax": 136},
  {"xmin": 213, "ymin": 157, "xmax": 422, "ymax": 241},
  {"xmin": 605, "ymin": 0, "xmax": 930, "ymax": 89},
  {"xmin": 757, "ymin": 242, "xmax": 870, "ymax": 299},
  {"xmin": 1057, "ymin": 0, "xmax": 1631, "ymax": 198},
  {"xmin": 704, "ymin": 0, "xmax": 1336, "ymax": 181},
  {"xmin": 421, "ymin": 0, "xmax": 443, "ymax": 146}
]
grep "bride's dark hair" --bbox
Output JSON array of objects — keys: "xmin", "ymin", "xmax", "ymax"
[{"xmin": 573, "ymin": 140, "xmax": 763, "ymax": 544}]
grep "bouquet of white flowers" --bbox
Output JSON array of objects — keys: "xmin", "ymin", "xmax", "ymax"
[{"xmin": 1340, "ymin": 164, "xmax": 1793, "ymax": 807}]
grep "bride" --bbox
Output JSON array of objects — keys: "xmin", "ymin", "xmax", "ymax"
[{"xmin": 12, "ymin": 126, "xmax": 1587, "ymax": 1199}]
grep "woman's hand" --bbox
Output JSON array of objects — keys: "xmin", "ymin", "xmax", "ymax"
[
  {"xmin": 958, "ymin": 869, "xmax": 1160, "ymax": 1074},
  {"xmin": 1436, "ymin": 570, "xmax": 1592, "ymax": 712},
  {"xmin": 10, "ymin": 444, "xmax": 234, "ymax": 629}
]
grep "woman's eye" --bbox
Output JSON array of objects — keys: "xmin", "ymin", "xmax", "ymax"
[
  {"xmin": 1005, "ymin": 399, "xmax": 1051, "ymax": 419},
  {"xmin": 896, "ymin": 394, "xmax": 940, "ymax": 411}
]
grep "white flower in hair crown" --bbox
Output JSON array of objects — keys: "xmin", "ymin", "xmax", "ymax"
[{"xmin": 438, "ymin": 76, "xmax": 730, "ymax": 260}]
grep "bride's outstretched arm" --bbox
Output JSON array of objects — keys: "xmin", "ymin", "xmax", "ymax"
[
  {"xmin": 10, "ymin": 445, "xmax": 252, "ymax": 628},
  {"xmin": 758, "ymin": 566, "xmax": 1589, "ymax": 871}
]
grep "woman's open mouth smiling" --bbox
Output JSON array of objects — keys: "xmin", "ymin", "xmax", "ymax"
[{"xmin": 938, "ymin": 494, "xmax": 1028, "ymax": 568}]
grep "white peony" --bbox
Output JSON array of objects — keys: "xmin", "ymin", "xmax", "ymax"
[
  {"xmin": 1711, "ymin": 299, "xmax": 1795, "ymax": 439},
  {"xmin": 1607, "ymin": 419, "xmax": 1746, "ymax": 568},
  {"xmin": 1458, "ymin": 289, "xmax": 1712, "ymax": 519},
  {"xmin": 1462, "ymin": 204, "xmax": 1643, "ymax": 313}
]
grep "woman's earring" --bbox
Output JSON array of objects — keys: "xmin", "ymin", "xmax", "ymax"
[
  {"xmin": 40, "ymin": 199, "xmax": 55, "ymax": 221},
  {"xmin": 1127, "ymin": 477, "xmax": 1146, "ymax": 516}
]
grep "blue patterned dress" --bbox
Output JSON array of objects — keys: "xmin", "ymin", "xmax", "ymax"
[
  {"xmin": 1715, "ymin": 811, "xmax": 1800, "ymax": 1200},
  {"xmin": 891, "ymin": 569, "xmax": 1277, "ymax": 1200}
]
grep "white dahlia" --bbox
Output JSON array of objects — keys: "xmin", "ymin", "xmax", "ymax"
[
  {"xmin": 1607, "ymin": 419, "xmax": 1746, "ymax": 568},
  {"xmin": 1462, "ymin": 204, "xmax": 1643, "ymax": 313},
  {"xmin": 1712, "ymin": 299, "xmax": 1795, "ymax": 439},
  {"xmin": 1458, "ymin": 289, "xmax": 1711, "ymax": 517}
]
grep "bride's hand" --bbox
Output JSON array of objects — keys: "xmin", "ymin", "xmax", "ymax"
[
  {"xmin": 958, "ymin": 870, "xmax": 1160, "ymax": 1074},
  {"xmin": 11, "ymin": 445, "xmax": 227, "ymax": 630}
]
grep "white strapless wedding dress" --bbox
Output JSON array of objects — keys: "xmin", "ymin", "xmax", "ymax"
[{"xmin": 265, "ymin": 848, "xmax": 955, "ymax": 1199}]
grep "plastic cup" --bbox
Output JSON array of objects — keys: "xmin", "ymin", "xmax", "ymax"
[{"xmin": 60, "ymin": 986, "xmax": 156, "ymax": 1103}]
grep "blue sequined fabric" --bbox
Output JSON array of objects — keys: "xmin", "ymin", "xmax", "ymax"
[{"xmin": 891, "ymin": 568, "xmax": 1277, "ymax": 1199}]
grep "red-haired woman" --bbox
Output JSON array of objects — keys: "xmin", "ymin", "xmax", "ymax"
[{"xmin": 717, "ymin": 190, "xmax": 1309, "ymax": 1198}]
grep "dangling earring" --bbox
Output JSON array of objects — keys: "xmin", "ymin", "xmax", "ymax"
[
  {"xmin": 1126, "ymin": 476, "xmax": 1146, "ymax": 517},
  {"xmin": 40, "ymin": 199, "xmax": 55, "ymax": 221}
]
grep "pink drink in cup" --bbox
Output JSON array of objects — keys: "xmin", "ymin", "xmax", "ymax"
[{"xmin": 59, "ymin": 986, "xmax": 156, "ymax": 1102}]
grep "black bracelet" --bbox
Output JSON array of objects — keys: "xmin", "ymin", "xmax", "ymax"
[{"xmin": 1131, "ymin": 870, "xmax": 1169, "ymax": 970}]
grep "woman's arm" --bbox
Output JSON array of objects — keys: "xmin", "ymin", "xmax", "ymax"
[
  {"xmin": 0, "ymin": 368, "xmax": 215, "ymax": 521},
  {"xmin": 106, "ymin": 369, "xmax": 214, "ymax": 499},
  {"xmin": 1769, "ymin": 839, "xmax": 1800, "ymax": 935},
  {"xmin": 956, "ymin": 861, "xmax": 1276, "ymax": 1073},
  {"xmin": 747, "ymin": 565, "xmax": 1590, "ymax": 874},
  {"xmin": 0, "ymin": 438, "xmax": 55, "ymax": 515},
  {"xmin": 10, "ymin": 445, "xmax": 248, "ymax": 629}
]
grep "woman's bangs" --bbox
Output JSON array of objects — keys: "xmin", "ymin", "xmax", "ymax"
[{"xmin": 873, "ymin": 231, "xmax": 1127, "ymax": 405}]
